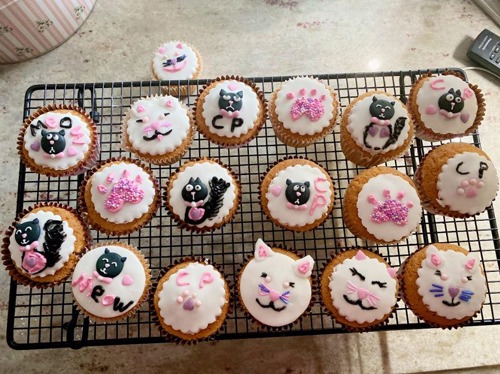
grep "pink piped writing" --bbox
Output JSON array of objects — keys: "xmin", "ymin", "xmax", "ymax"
[
  {"xmin": 102, "ymin": 295, "xmax": 115, "ymax": 306},
  {"xmin": 176, "ymin": 271, "xmax": 190, "ymax": 286},
  {"xmin": 309, "ymin": 177, "xmax": 328, "ymax": 215},
  {"xmin": 430, "ymin": 79, "xmax": 445, "ymax": 90},
  {"xmin": 314, "ymin": 177, "xmax": 328, "ymax": 193},
  {"xmin": 72, "ymin": 273, "xmax": 93, "ymax": 295},
  {"xmin": 199, "ymin": 272, "xmax": 215, "ymax": 289},
  {"xmin": 431, "ymin": 254, "xmax": 442, "ymax": 267}
]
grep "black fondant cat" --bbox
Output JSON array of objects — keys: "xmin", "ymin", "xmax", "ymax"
[
  {"xmin": 285, "ymin": 179, "xmax": 311, "ymax": 206},
  {"xmin": 40, "ymin": 129, "xmax": 66, "ymax": 155},
  {"xmin": 95, "ymin": 248, "xmax": 127, "ymax": 279},
  {"xmin": 438, "ymin": 88, "xmax": 464, "ymax": 115},
  {"xmin": 211, "ymin": 89, "xmax": 244, "ymax": 132},
  {"xmin": 14, "ymin": 218, "xmax": 41, "ymax": 247}
]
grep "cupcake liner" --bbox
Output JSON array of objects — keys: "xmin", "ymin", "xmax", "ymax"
[
  {"xmin": 17, "ymin": 103, "xmax": 100, "ymax": 177},
  {"xmin": 78, "ymin": 157, "xmax": 161, "ymax": 236},
  {"xmin": 150, "ymin": 257, "xmax": 231, "ymax": 345},
  {"xmin": 71, "ymin": 241, "xmax": 151, "ymax": 323},
  {"xmin": 194, "ymin": 75, "xmax": 267, "ymax": 148},
  {"xmin": 1, "ymin": 202, "xmax": 92, "ymax": 289},
  {"xmin": 163, "ymin": 157, "xmax": 241, "ymax": 233},
  {"xmin": 258, "ymin": 156, "xmax": 336, "ymax": 232},
  {"xmin": 121, "ymin": 94, "xmax": 196, "ymax": 165},
  {"xmin": 236, "ymin": 244, "xmax": 317, "ymax": 332}
]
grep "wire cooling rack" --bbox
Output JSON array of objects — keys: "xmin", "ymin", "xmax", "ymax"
[{"xmin": 7, "ymin": 69, "xmax": 500, "ymax": 349}]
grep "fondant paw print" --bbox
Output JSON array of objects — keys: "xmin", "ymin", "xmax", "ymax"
[
  {"xmin": 287, "ymin": 88, "xmax": 326, "ymax": 122},
  {"xmin": 98, "ymin": 170, "xmax": 145, "ymax": 213},
  {"xmin": 368, "ymin": 189, "xmax": 414, "ymax": 226},
  {"xmin": 176, "ymin": 289, "xmax": 202, "ymax": 311},
  {"xmin": 457, "ymin": 178, "xmax": 484, "ymax": 199}
]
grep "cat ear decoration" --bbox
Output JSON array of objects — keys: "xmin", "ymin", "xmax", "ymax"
[
  {"xmin": 236, "ymin": 91, "xmax": 243, "ymax": 98},
  {"xmin": 121, "ymin": 256, "xmax": 127, "ymax": 263},
  {"xmin": 195, "ymin": 177, "xmax": 202, "ymax": 184},
  {"xmin": 220, "ymin": 89, "xmax": 228, "ymax": 97},
  {"xmin": 33, "ymin": 218, "xmax": 39, "ymax": 224},
  {"xmin": 41, "ymin": 129, "xmax": 47, "ymax": 136},
  {"xmin": 293, "ymin": 255, "xmax": 314, "ymax": 278},
  {"xmin": 464, "ymin": 254, "xmax": 478, "ymax": 273},
  {"xmin": 390, "ymin": 101, "xmax": 395, "ymax": 107},
  {"xmin": 387, "ymin": 267, "xmax": 397, "ymax": 279},
  {"xmin": 425, "ymin": 245, "xmax": 443, "ymax": 269},
  {"xmin": 58, "ymin": 130, "xmax": 65, "ymax": 136},
  {"xmin": 304, "ymin": 181, "xmax": 310, "ymax": 188},
  {"xmin": 187, "ymin": 177, "xmax": 195, "ymax": 184},
  {"xmin": 286, "ymin": 179, "xmax": 292, "ymax": 186},
  {"xmin": 372, "ymin": 96, "xmax": 378, "ymax": 102},
  {"xmin": 254, "ymin": 238, "xmax": 274, "ymax": 261},
  {"xmin": 448, "ymin": 88, "xmax": 454, "ymax": 94},
  {"xmin": 355, "ymin": 250, "xmax": 367, "ymax": 261},
  {"xmin": 104, "ymin": 248, "xmax": 110, "ymax": 254}
]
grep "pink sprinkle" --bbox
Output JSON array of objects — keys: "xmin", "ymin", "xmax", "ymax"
[
  {"xmin": 383, "ymin": 189, "xmax": 391, "ymax": 198},
  {"xmin": 397, "ymin": 191, "xmax": 405, "ymax": 199},
  {"xmin": 310, "ymin": 89, "xmax": 317, "ymax": 96},
  {"xmin": 176, "ymin": 42, "xmax": 183, "ymax": 49},
  {"xmin": 286, "ymin": 92, "xmax": 295, "ymax": 100},
  {"xmin": 106, "ymin": 173, "xmax": 115, "ymax": 184},
  {"xmin": 299, "ymin": 88, "xmax": 306, "ymax": 96},
  {"xmin": 367, "ymin": 195, "xmax": 377, "ymax": 204},
  {"xmin": 165, "ymin": 100, "xmax": 173, "ymax": 108},
  {"xmin": 137, "ymin": 105, "xmax": 146, "ymax": 113},
  {"xmin": 320, "ymin": 94, "xmax": 326, "ymax": 101},
  {"xmin": 158, "ymin": 47, "xmax": 166, "ymax": 54},
  {"xmin": 97, "ymin": 185, "xmax": 107, "ymax": 194}
]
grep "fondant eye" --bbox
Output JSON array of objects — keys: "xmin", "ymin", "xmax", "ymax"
[
  {"xmin": 300, "ymin": 186, "xmax": 306, "ymax": 192},
  {"xmin": 163, "ymin": 113, "xmax": 170, "ymax": 116},
  {"xmin": 261, "ymin": 272, "xmax": 267, "ymax": 278},
  {"xmin": 384, "ymin": 106, "xmax": 391, "ymax": 110},
  {"xmin": 112, "ymin": 262, "xmax": 118, "ymax": 267},
  {"xmin": 371, "ymin": 281, "xmax": 387, "ymax": 288},
  {"xmin": 467, "ymin": 275, "xmax": 472, "ymax": 281},
  {"xmin": 177, "ymin": 55, "xmax": 186, "ymax": 62},
  {"xmin": 136, "ymin": 119, "xmax": 143, "ymax": 123},
  {"xmin": 289, "ymin": 282, "xmax": 295, "ymax": 288},
  {"xmin": 233, "ymin": 96, "xmax": 241, "ymax": 102},
  {"xmin": 103, "ymin": 258, "xmax": 109, "ymax": 263},
  {"xmin": 26, "ymin": 227, "xmax": 32, "ymax": 231},
  {"xmin": 46, "ymin": 133, "xmax": 53, "ymax": 140},
  {"xmin": 222, "ymin": 95, "xmax": 231, "ymax": 100},
  {"xmin": 163, "ymin": 60, "xmax": 172, "ymax": 66},
  {"xmin": 185, "ymin": 184, "xmax": 193, "ymax": 192},
  {"xmin": 446, "ymin": 94, "xmax": 454, "ymax": 101},
  {"xmin": 434, "ymin": 270, "xmax": 442, "ymax": 276},
  {"xmin": 194, "ymin": 185, "xmax": 202, "ymax": 191},
  {"xmin": 455, "ymin": 97, "xmax": 462, "ymax": 103},
  {"xmin": 53, "ymin": 134, "xmax": 59, "ymax": 141},
  {"xmin": 15, "ymin": 230, "xmax": 21, "ymax": 235},
  {"xmin": 293, "ymin": 185, "xmax": 299, "ymax": 191},
  {"xmin": 376, "ymin": 104, "xmax": 382, "ymax": 108}
]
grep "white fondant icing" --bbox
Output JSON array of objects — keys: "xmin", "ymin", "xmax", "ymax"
[
  {"xmin": 24, "ymin": 112, "xmax": 92, "ymax": 170},
  {"xmin": 126, "ymin": 96, "xmax": 190, "ymax": 156},
  {"xmin": 416, "ymin": 246, "xmax": 487, "ymax": 320},
  {"xmin": 265, "ymin": 164, "xmax": 333, "ymax": 227},
  {"xmin": 152, "ymin": 41, "xmax": 199, "ymax": 81},
  {"xmin": 346, "ymin": 93, "xmax": 410, "ymax": 154},
  {"xmin": 330, "ymin": 254, "xmax": 397, "ymax": 324},
  {"xmin": 415, "ymin": 75, "xmax": 478, "ymax": 135},
  {"xmin": 168, "ymin": 161, "xmax": 237, "ymax": 228},
  {"xmin": 239, "ymin": 240, "xmax": 313, "ymax": 327},
  {"xmin": 90, "ymin": 162, "xmax": 156, "ymax": 224},
  {"xmin": 436, "ymin": 152, "xmax": 498, "ymax": 215},
  {"xmin": 71, "ymin": 245, "xmax": 147, "ymax": 319},
  {"xmin": 157, "ymin": 262, "xmax": 227, "ymax": 334},
  {"xmin": 274, "ymin": 77, "xmax": 335, "ymax": 136},
  {"xmin": 201, "ymin": 80, "xmax": 259, "ymax": 138},
  {"xmin": 356, "ymin": 173, "xmax": 421, "ymax": 242},
  {"xmin": 9, "ymin": 210, "xmax": 76, "ymax": 278}
]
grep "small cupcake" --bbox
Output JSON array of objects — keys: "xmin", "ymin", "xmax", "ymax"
[
  {"xmin": 18, "ymin": 104, "xmax": 99, "ymax": 177},
  {"xmin": 269, "ymin": 76, "xmax": 339, "ymax": 147},
  {"xmin": 321, "ymin": 249, "xmax": 398, "ymax": 331},
  {"xmin": 194, "ymin": 76, "xmax": 267, "ymax": 147},
  {"xmin": 79, "ymin": 158, "xmax": 160, "ymax": 235},
  {"xmin": 152, "ymin": 259, "xmax": 230, "ymax": 342},
  {"xmin": 238, "ymin": 239, "xmax": 315, "ymax": 329},
  {"xmin": 343, "ymin": 166, "xmax": 422, "ymax": 244},
  {"xmin": 407, "ymin": 71, "xmax": 485, "ymax": 141},
  {"xmin": 401, "ymin": 243, "xmax": 487, "ymax": 328},
  {"xmin": 340, "ymin": 91, "xmax": 414, "ymax": 167},
  {"xmin": 1, "ymin": 203, "xmax": 90, "ymax": 288},
  {"xmin": 414, "ymin": 143, "xmax": 498, "ymax": 218},
  {"xmin": 151, "ymin": 41, "xmax": 202, "ymax": 96},
  {"xmin": 71, "ymin": 242, "xmax": 151, "ymax": 322},
  {"xmin": 122, "ymin": 95, "xmax": 195, "ymax": 165},
  {"xmin": 260, "ymin": 157, "xmax": 334, "ymax": 232},
  {"xmin": 164, "ymin": 158, "xmax": 240, "ymax": 232}
]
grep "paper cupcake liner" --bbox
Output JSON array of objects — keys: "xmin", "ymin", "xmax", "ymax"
[
  {"xmin": 78, "ymin": 157, "xmax": 161, "ymax": 236},
  {"xmin": 236, "ymin": 243, "xmax": 317, "ymax": 332},
  {"xmin": 258, "ymin": 156, "xmax": 336, "ymax": 232},
  {"xmin": 1, "ymin": 202, "xmax": 92, "ymax": 289},
  {"xmin": 150, "ymin": 257, "xmax": 231, "ymax": 345},
  {"xmin": 163, "ymin": 157, "xmax": 241, "ymax": 233},
  {"xmin": 194, "ymin": 75, "xmax": 267, "ymax": 148},
  {"xmin": 121, "ymin": 94, "xmax": 196, "ymax": 165},
  {"xmin": 71, "ymin": 241, "xmax": 152, "ymax": 323},
  {"xmin": 17, "ymin": 104, "xmax": 100, "ymax": 177},
  {"xmin": 319, "ymin": 247, "xmax": 399, "ymax": 332},
  {"xmin": 409, "ymin": 70, "xmax": 485, "ymax": 142}
]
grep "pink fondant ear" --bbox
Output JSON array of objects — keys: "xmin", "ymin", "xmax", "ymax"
[
  {"xmin": 425, "ymin": 245, "xmax": 443, "ymax": 269},
  {"xmin": 387, "ymin": 267, "xmax": 397, "ymax": 279},
  {"xmin": 122, "ymin": 169, "xmax": 130, "ymax": 178},
  {"xmin": 166, "ymin": 100, "xmax": 173, "ymax": 108},
  {"xmin": 464, "ymin": 254, "xmax": 478, "ymax": 273},
  {"xmin": 293, "ymin": 255, "xmax": 314, "ymax": 278},
  {"xmin": 355, "ymin": 250, "xmax": 367, "ymax": 261},
  {"xmin": 137, "ymin": 105, "xmax": 146, "ymax": 113},
  {"xmin": 254, "ymin": 239, "xmax": 274, "ymax": 261},
  {"xmin": 176, "ymin": 42, "xmax": 183, "ymax": 49}
]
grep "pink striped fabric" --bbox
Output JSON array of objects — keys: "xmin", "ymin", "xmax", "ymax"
[{"xmin": 0, "ymin": 0, "xmax": 96, "ymax": 64}]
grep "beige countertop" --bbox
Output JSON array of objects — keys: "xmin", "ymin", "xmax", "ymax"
[{"xmin": 0, "ymin": 1, "xmax": 499, "ymax": 373}]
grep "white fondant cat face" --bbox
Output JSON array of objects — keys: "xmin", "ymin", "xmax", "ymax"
[
  {"xmin": 239, "ymin": 239, "xmax": 314, "ymax": 327},
  {"xmin": 330, "ymin": 250, "xmax": 397, "ymax": 324},
  {"xmin": 416, "ymin": 245, "xmax": 487, "ymax": 320}
]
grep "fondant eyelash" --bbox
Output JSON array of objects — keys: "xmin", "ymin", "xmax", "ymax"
[
  {"xmin": 289, "ymin": 282, "xmax": 295, "ymax": 288},
  {"xmin": 467, "ymin": 275, "xmax": 472, "ymax": 281},
  {"xmin": 435, "ymin": 270, "xmax": 442, "ymax": 276},
  {"xmin": 349, "ymin": 267, "xmax": 366, "ymax": 281},
  {"xmin": 260, "ymin": 272, "xmax": 267, "ymax": 278},
  {"xmin": 371, "ymin": 281, "xmax": 387, "ymax": 288}
]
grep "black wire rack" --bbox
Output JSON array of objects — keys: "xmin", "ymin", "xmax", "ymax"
[{"xmin": 7, "ymin": 68, "xmax": 500, "ymax": 350}]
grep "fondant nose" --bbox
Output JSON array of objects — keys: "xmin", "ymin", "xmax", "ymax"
[
  {"xmin": 449, "ymin": 287, "xmax": 460, "ymax": 298},
  {"xmin": 296, "ymin": 192, "xmax": 301, "ymax": 196},
  {"xmin": 22, "ymin": 233, "xmax": 27, "ymax": 238},
  {"xmin": 104, "ymin": 263, "xmax": 110, "ymax": 268},
  {"xmin": 357, "ymin": 287, "xmax": 369, "ymax": 300},
  {"xmin": 269, "ymin": 290, "xmax": 281, "ymax": 301}
]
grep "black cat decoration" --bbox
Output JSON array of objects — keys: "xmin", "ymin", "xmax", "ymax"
[
  {"xmin": 182, "ymin": 176, "xmax": 230, "ymax": 225},
  {"xmin": 363, "ymin": 96, "xmax": 407, "ymax": 151},
  {"xmin": 14, "ymin": 218, "xmax": 66, "ymax": 275},
  {"xmin": 285, "ymin": 179, "xmax": 311, "ymax": 209},
  {"xmin": 438, "ymin": 88, "xmax": 464, "ymax": 116},
  {"xmin": 41, "ymin": 129, "xmax": 66, "ymax": 156},
  {"xmin": 211, "ymin": 89, "xmax": 244, "ymax": 132},
  {"xmin": 95, "ymin": 248, "xmax": 127, "ymax": 279}
]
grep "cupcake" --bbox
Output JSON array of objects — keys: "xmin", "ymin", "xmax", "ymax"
[
  {"xmin": 269, "ymin": 76, "xmax": 339, "ymax": 147},
  {"xmin": 320, "ymin": 249, "xmax": 398, "ymax": 331},
  {"xmin": 151, "ymin": 41, "xmax": 202, "ymax": 96},
  {"xmin": 1, "ymin": 203, "xmax": 90, "ymax": 288},
  {"xmin": 79, "ymin": 158, "xmax": 160, "ymax": 235},
  {"xmin": 152, "ymin": 259, "xmax": 230, "ymax": 342},
  {"xmin": 407, "ymin": 71, "xmax": 485, "ymax": 141},
  {"xmin": 238, "ymin": 239, "xmax": 314, "ymax": 329},
  {"xmin": 340, "ymin": 91, "xmax": 414, "ymax": 167},
  {"xmin": 71, "ymin": 242, "xmax": 151, "ymax": 322},
  {"xmin": 401, "ymin": 243, "xmax": 487, "ymax": 328},
  {"xmin": 414, "ymin": 143, "xmax": 498, "ymax": 218},
  {"xmin": 343, "ymin": 166, "xmax": 422, "ymax": 244},
  {"xmin": 18, "ymin": 104, "xmax": 99, "ymax": 177},
  {"xmin": 122, "ymin": 95, "xmax": 195, "ymax": 165},
  {"xmin": 260, "ymin": 157, "xmax": 334, "ymax": 232},
  {"xmin": 194, "ymin": 75, "xmax": 267, "ymax": 147},
  {"xmin": 164, "ymin": 158, "xmax": 240, "ymax": 232}
]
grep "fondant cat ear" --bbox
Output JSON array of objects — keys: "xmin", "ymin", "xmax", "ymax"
[
  {"xmin": 355, "ymin": 250, "xmax": 367, "ymax": 261},
  {"xmin": 464, "ymin": 253, "xmax": 479, "ymax": 273},
  {"xmin": 33, "ymin": 218, "xmax": 39, "ymax": 224},
  {"xmin": 387, "ymin": 267, "xmax": 397, "ymax": 279},
  {"xmin": 425, "ymin": 245, "xmax": 443, "ymax": 269},
  {"xmin": 254, "ymin": 239, "xmax": 274, "ymax": 261},
  {"xmin": 293, "ymin": 255, "xmax": 314, "ymax": 278}
]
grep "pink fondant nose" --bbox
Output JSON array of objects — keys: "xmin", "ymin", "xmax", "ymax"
[
  {"xmin": 296, "ymin": 192, "xmax": 301, "ymax": 196},
  {"xmin": 49, "ymin": 140, "xmax": 54, "ymax": 145},
  {"xmin": 105, "ymin": 263, "xmax": 110, "ymax": 268},
  {"xmin": 191, "ymin": 192, "xmax": 195, "ymax": 197},
  {"xmin": 22, "ymin": 233, "xmax": 27, "ymax": 238},
  {"xmin": 357, "ymin": 287, "xmax": 369, "ymax": 300},
  {"xmin": 151, "ymin": 121, "xmax": 160, "ymax": 130},
  {"xmin": 449, "ymin": 287, "xmax": 460, "ymax": 298},
  {"xmin": 269, "ymin": 290, "xmax": 281, "ymax": 301}
]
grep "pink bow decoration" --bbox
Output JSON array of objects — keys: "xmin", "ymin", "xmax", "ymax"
[
  {"xmin": 286, "ymin": 202, "xmax": 308, "ymax": 210},
  {"xmin": 439, "ymin": 109, "xmax": 460, "ymax": 119},
  {"xmin": 93, "ymin": 270, "xmax": 113, "ymax": 284},
  {"xmin": 370, "ymin": 117, "xmax": 391, "ymax": 126},
  {"xmin": 220, "ymin": 109, "xmax": 240, "ymax": 119},
  {"xmin": 19, "ymin": 241, "xmax": 39, "ymax": 252},
  {"xmin": 346, "ymin": 281, "xmax": 380, "ymax": 307},
  {"xmin": 258, "ymin": 283, "xmax": 290, "ymax": 304}
]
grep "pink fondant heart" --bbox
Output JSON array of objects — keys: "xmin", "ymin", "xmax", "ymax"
[
  {"xmin": 270, "ymin": 185, "xmax": 282, "ymax": 196},
  {"xmin": 67, "ymin": 146, "xmax": 78, "ymax": 157},
  {"xmin": 460, "ymin": 113, "xmax": 470, "ymax": 123},
  {"xmin": 122, "ymin": 275, "xmax": 133, "ymax": 286},
  {"xmin": 426, "ymin": 105, "xmax": 438, "ymax": 115},
  {"xmin": 228, "ymin": 83, "xmax": 238, "ymax": 91},
  {"xmin": 189, "ymin": 207, "xmax": 205, "ymax": 221},
  {"xmin": 30, "ymin": 141, "xmax": 40, "ymax": 151}
]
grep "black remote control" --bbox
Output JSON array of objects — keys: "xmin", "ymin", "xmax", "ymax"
[{"xmin": 467, "ymin": 28, "xmax": 500, "ymax": 76}]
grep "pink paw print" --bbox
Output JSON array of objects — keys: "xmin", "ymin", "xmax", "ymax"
[
  {"xmin": 287, "ymin": 88, "xmax": 326, "ymax": 122},
  {"xmin": 97, "ymin": 170, "xmax": 145, "ymax": 213},
  {"xmin": 367, "ymin": 189, "xmax": 414, "ymax": 226},
  {"xmin": 457, "ymin": 178, "xmax": 484, "ymax": 199},
  {"xmin": 176, "ymin": 290, "xmax": 202, "ymax": 311}
]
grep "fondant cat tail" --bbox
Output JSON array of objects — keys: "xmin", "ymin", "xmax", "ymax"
[
  {"xmin": 384, "ymin": 117, "xmax": 407, "ymax": 148},
  {"xmin": 42, "ymin": 219, "xmax": 65, "ymax": 268},
  {"xmin": 205, "ymin": 177, "xmax": 230, "ymax": 220}
]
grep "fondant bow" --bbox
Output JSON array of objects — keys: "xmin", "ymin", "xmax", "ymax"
[
  {"xmin": 19, "ymin": 241, "xmax": 39, "ymax": 252},
  {"xmin": 93, "ymin": 270, "xmax": 113, "ymax": 284},
  {"xmin": 439, "ymin": 109, "xmax": 460, "ymax": 119},
  {"xmin": 220, "ymin": 109, "xmax": 240, "ymax": 119},
  {"xmin": 286, "ymin": 202, "xmax": 308, "ymax": 210},
  {"xmin": 370, "ymin": 117, "xmax": 391, "ymax": 126}
]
